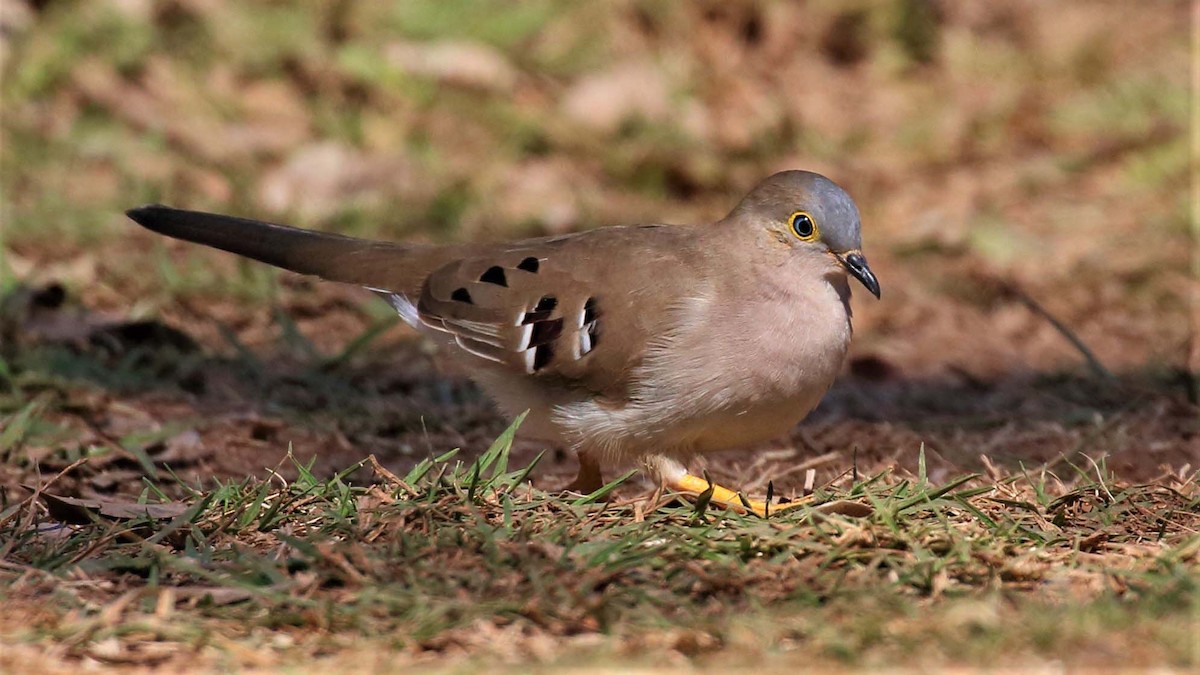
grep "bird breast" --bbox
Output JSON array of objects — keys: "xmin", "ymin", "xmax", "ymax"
[{"xmin": 556, "ymin": 266, "xmax": 854, "ymax": 460}]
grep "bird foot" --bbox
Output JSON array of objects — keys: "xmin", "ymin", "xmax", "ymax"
[{"xmin": 668, "ymin": 473, "xmax": 813, "ymax": 518}]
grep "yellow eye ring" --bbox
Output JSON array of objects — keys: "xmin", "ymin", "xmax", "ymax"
[{"xmin": 789, "ymin": 211, "xmax": 819, "ymax": 242}]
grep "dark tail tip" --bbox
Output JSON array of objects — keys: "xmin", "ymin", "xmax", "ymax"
[
  {"xmin": 125, "ymin": 204, "xmax": 166, "ymax": 222},
  {"xmin": 125, "ymin": 204, "xmax": 175, "ymax": 232}
]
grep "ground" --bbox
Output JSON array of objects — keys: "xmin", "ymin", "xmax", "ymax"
[{"xmin": 0, "ymin": 0, "xmax": 1196, "ymax": 672}]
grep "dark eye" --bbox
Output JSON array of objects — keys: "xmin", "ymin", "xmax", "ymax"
[{"xmin": 790, "ymin": 211, "xmax": 818, "ymax": 241}]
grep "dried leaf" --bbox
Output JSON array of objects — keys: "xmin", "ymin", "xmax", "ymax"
[
  {"xmin": 30, "ymin": 488, "xmax": 189, "ymax": 524},
  {"xmin": 814, "ymin": 500, "xmax": 875, "ymax": 518}
]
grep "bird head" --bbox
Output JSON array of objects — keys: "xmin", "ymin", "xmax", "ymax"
[{"xmin": 729, "ymin": 170, "xmax": 880, "ymax": 299}]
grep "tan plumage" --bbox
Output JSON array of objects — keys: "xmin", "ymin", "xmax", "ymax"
[{"xmin": 128, "ymin": 170, "xmax": 880, "ymax": 515}]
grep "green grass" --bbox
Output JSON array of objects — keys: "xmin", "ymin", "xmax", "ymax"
[{"xmin": 1, "ymin": 394, "xmax": 1196, "ymax": 668}]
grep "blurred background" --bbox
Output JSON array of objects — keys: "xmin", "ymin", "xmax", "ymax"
[{"xmin": 0, "ymin": 0, "xmax": 1192, "ymax": 491}]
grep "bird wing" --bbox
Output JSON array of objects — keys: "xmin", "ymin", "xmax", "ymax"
[{"xmin": 412, "ymin": 225, "xmax": 699, "ymax": 399}]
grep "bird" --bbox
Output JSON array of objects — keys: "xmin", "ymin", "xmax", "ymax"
[{"xmin": 126, "ymin": 170, "xmax": 880, "ymax": 517}]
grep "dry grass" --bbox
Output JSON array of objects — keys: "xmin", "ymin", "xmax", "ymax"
[{"xmin": 1, "ymin": 422, "xmax": 1196, "ymax": 670}]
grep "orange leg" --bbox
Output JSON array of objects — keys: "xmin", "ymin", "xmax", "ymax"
[{"xmin": 563, "ymin": 451, "xmax": 604, "ymax": 494}]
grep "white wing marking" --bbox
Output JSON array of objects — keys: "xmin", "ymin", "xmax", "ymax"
[{"xmin": 454, "ymin": 336, "xmax": 504, "ymax": 363}]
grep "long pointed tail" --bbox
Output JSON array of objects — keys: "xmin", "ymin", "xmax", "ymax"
[{"xmin": 127, "ymin": 205, "xmax": 452, "ymax": 294}]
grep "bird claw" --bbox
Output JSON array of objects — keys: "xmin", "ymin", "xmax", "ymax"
[{"xmin": 668, "ymin": 473, "xmax": 816, "ymax": 518}]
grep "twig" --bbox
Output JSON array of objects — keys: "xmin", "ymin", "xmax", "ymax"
[{"xmin": 1000, "ymin": 280, "xmax": 1114, "ymax": 380}]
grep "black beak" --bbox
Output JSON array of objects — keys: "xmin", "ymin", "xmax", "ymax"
[{"xmin": 840, "ymin": 251, "xmax": 881, "ymax": 299}]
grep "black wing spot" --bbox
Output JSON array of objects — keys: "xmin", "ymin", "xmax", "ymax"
[
  {"xmin": 479, "ymin": 266, "xmax": 507, "ymax": 287},
  {"xmin": 533, "ymin": 343, "xmax": 554, "ymax": 371},
  {"xmin": 517, "ymin": 257, "xmax": 540, "ymax": 273},
  {"xmin": 528, "ymin": 318, "xmax": 563, "ymax": 347},
  {"xmin": 451, "ymin": 288, "xmax": 473, "ymax": 304},
  {"xmin": 583, "ymin": 297, "xmax": 598, "ymax": 324},
  {"xmin": 522, "ymin": 295, "xmax": 559, "ymax": 323}
]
